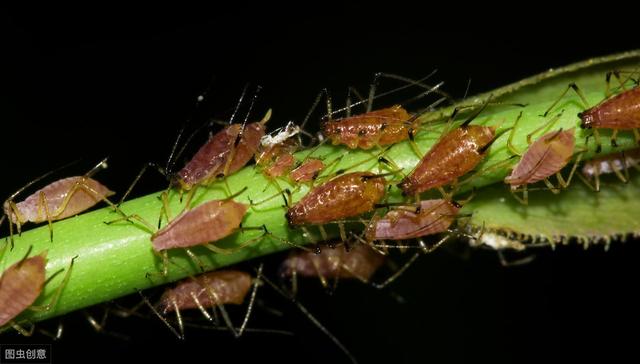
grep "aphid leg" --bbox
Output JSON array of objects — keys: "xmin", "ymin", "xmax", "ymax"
[
  {"xmin": 497, "ymin": 250, "xmax": 537, "ymax": 267},
  {"xmin": 555, "ymin": 152, "xmax": 583, "ymax": 189},
  {"xmin": 605, "ymin": 70, "xmax": 627, "ymax": 97},
  {"xmin": 633, "ymin": 129, "xmax": 640, "ymax": 145},
  {"xmin": 542, "ymin": 178, "xmax": 560, "ymax": 194},
  {"xmin": 543, "ymin": 83, "xmax": 590, "ymax": 117},
  {"xmin": 610, "ymin": 129, "xmax": 619, "ymax": 147},
  {"xmin": 205, "ymin": 225, "xmax": 272, "ymax": 254},
  {"xmin": 30, "ymin": 255, "xmax": 77, "ymax": 313},
  {"xmin": 318, "ymin": 225, "xmax": 330, "ymax": 241},
  {"xmin": 527, "ymin": 112, "xmax": 564, "ymax": 145},
  {"xmin": 371, "ymin": 252, "xmax": 420, "ymax": 289},
  {"xmin": 37, "ymin": 191, "xmax": 54, "ymax": 242},
  {"xmin": 346, "ymin": 86, "xmax": 366, "ymax": 117},
  {"xmin": 260, "ymin": 275, "xmax": 358, "ymax": 364},
  {"xmin": 577, "ymin": 169, "xmax": 599, "ymax": 192},
  {"xmin": 138, "ymin": 291, "xmax": 184, "ymax": 339},
  {"xmin": 510, "ymin": 184, "xmax": 529, "ymax": 204},
  {"xmin": 118, "ymin": 162, "xmax": 168, "ymax": 206}
]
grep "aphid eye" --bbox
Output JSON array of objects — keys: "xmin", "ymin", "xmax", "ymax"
[
  {"xmin": 216, "ymin": 173, "xmax": 225, "ymax": 179},
  {"xmin": 577, "ymin": 112, "xmax": 583, "ymax": 118},
  {"xmin": 452, "ymin": 200, "xmax": 463, "ymax": 209},
  {"xmin": 358, "ymin": 130, "xmax": 367, "ymax": 136},
  {"xmin": 380, "ymin": 123, "xmax": 387, "ymax": 130}
]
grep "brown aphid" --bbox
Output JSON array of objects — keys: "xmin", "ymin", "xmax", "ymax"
[
  {"xmin": 398, "ymin": 124, "xmax": 496, "ymax": 196},
  {"xmin": 286, "ymin": 172, "xmax": 386, "ymax": 226},
  {"xmin": 159, "ymin": 270, "xmax": 252, "ymax": 314},
  {"xmin": 0, "ymin": 252, "xmax": 46, "ymax": 327},
  {"xmin": 322, "ymin": 105, "xmax": 414, "ymax": 149},
  {"xmin": 365, "ymin": 199, "xmax": 460, "ymax": 241},
  {"xmin": 174, "ymin": 111, "xmax": 270, "ymax": 190},
  {"xmin": 505, "ymin": 128, "xmax": 576, "ymax": 188},
  {"xmin": 289, "ymin": 159, "xmax": 325, "ymax": 183},
  {"xmin": 151, "ymin": 198, "xmax": 248, "ymax": 251},
  {"xmin": 580, "ymin": 87, "xmax": 640, "ymax": 130},
  {"xmin": 255, "ymin": 122, "xmax": 301, "ymax": 178},
  {"xmin": 279, "ymin": 244, "xmax": 384, "ymax": 282},
  {"xmin": 3, "ymin": 177, "xmax": 114, "ymax": 226},
  {"xmin": 581, "ymin": 148, "xmax": 640, "ymax": 191}
]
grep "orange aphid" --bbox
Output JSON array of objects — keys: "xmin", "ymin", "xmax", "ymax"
[
  {"xmin": 286, "ymin": 172, "xmax": 386, "ymax": 226},
  {"xmin": 398, "ymin": 124, "xmax": 496, "ymax": 196},
  {"xmin": 289, "ymin": 159, "xmax": 325, "ymax": 183},
  {"xmin": 505, "ymin": 129, "xmax": 576, "ymax": 188},
  {"xmin": 322, "ymin": 105, "xmax": 414, "ymax": 149},
  {"xmin": 365, "ymin": 199, "xmax": 460, "ymax": 241},
  {"xmin": 0, "ymin": 252, "xmax": 46, "ymax": 326},
  {"xmin": 580, "ymin": 88, "xmax": 640, "ymax": 130}
]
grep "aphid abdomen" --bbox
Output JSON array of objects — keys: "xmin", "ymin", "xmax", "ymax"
[
  {"xmin": 264, "ymin": 153, "xmax": 296, "ymax": 178},
  {"xmin": 399, "ymin": 125, "xmax": 496, "ymax": 195},
  {"xmin": 580, "ymin": 88, "xmax": 640, "ymax": 129},
  {"xmin": 176, "ymin": 122, "xmax": 265, "ymax": 189},
  {"xmin": 582, "ymin": 148, "xmax": 640, "ymax": 177},
  {"xmin": 0, "ymin": 253, "xmax": 46, "ymax": 326},
  {"xmin": 159, "ymin": 270, "xmax": 252, "ymax": 313},
  {"xmin": 12, "ymin": 177, "xmax": 114, "ymax": 223},
  {"xmin": 286, "ymin": 172, "xmax": 386, "ymax": 225},
  {"xmin": 322, "ymin": 106, "xmax": 411, "ymax": 149},
  {"xmin": 279, "ymin": 244, "xmax": 384, "ymax": 280},
  {"xmin": 151, "ymin": 200, "xmax": 248, "ymax": 251},
  {"xmin": 365, "ymin": 199, "xmax": 460, "ymax": 241},
  {"xmin": 505, "ymin": 129, "xmax": 575, "ymax": 187},
  {"xmin": 289, "ymin": 159, "xmax": 325, "ymax": 183}
]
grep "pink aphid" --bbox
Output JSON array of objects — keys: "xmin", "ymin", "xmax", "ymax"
[
  {"xmin": 289, "ymin": 159, "xmax": 325, "ymax": 183},
  {"xmin": 505, "ymin": 128, "xmax": 575, "ymax": 188},
  {"xmin": 151, "ymin": 199, "xmax": 248, "ymax": 251},
  {"xmin": 3, "ymin": 177, "xmax": 114, "ymax": 226},
  {"xmin": 365, "ymin": 199, "xmax": 460, "ymax": 241},
  {"xmin": 279, "ymin": 244, "xmax": 385, "ymax": 281},
  {"xmin": 159, "ymin": 270, "xmax": 252, "ymax": 314},
  {"xmin": 0, "ymin": 252, "xmax": 46, "ymax": 326},
  {"xmin": 174, "ymin": 110, "xmax": 270, "ymax": 190}
]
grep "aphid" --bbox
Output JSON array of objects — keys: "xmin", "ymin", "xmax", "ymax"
[
  {"xmin": 504, "ymin": 113, "xmax": 580, "ymax": 203},
  {"xmin": 0, "ymin": 159, "xmax": 114, "ymax": 243},
  {"xmin": 174, "ymin": 109, "xmax": 270, "ymax": 191},
  {"xmin": 147, "ymin": 269, "xmax": 259, "ymax": 339},
  {"xmin": 119, "ymin": 86, "xmax": 270, "ymax": 208},
  {"xmin": 398, "ymin": 106, "xmax": 499, "ymax": 197},
  {"xmin": 580, "ymin": 148, "xmax": 640, "ymax": 191},
  {"xmin": 364, "ymin": 199, "xmax": 461, "ymax": 241},
  {"xmin": 544, "ymin": 71, "xmax": 640, "ymax": 151},
  {"xmin": 285, "ymin": 172, "xmax": 386, "ymax": 241},
  {"xmin": 289, "ymin": 159, "xmax": 325, "ymax": 183},
  {"xmin": 322, "ymin": 104, "xmax": 416, "ymax": 149},
  {"xmin": 0, "ymin": 249, "xmax": 76, "ymax": 335},
  {"xmin": 256, "ymin": 124, "xmax": 300, "ymax": 178},
  {"xmin": 279, "ymin": 243, "xmax": 385, "ymax": 284}
]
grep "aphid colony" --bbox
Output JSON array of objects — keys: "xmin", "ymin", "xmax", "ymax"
[{"xmin": 2, "ymin": 69, "xmax": 640, "ymax": 340}]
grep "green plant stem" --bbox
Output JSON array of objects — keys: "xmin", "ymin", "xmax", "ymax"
[{"xmin": 2, "ymin": 51, "xmax": 640, "ymax": 326}]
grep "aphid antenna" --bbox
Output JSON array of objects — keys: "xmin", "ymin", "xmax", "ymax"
[
  {"xmin": 259, "ymin": 275, "xmax": 358, "ymax": 364},
  {"xmin": 397, "ymin": 81, "xmax": 445, "ymax": 108},
  {"xmin": 3, "ymin": 159, "xmax": 82, "ymax": 202},
  {"xmin": 544, "ymin": 82, "xmax": 590, "ymax": 117},
  {"xmin": 326, "ymin": 70, "xmax": 443, "ymax": 118},
  {"xmin": 228, "ymin": 83, "xmax": 251, "ymax": 126},
  {"xmin": 460, "ymin": 94, "xmax": 492, "ymax": 128},
  {"xmin": 15, "ymin": 245, "xmax": 35, "ymax": 268}
]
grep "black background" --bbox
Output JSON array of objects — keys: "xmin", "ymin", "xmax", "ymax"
[{"xmin": 2, "ymin": 5, "xmax": 640, "ymax": 364}]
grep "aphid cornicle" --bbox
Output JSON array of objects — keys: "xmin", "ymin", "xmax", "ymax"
[
  {"xmin": 398, "ymin": 120, "xmax": 496, "ymax": 196},
  {"xmin": 279, "ymin": 244, "xmax": 385, "ymax": 282},
  {"xmin": 285, "ymin": 172, "xmax": 386, "ymax": 226},
  {"xmin": 0, "ymin": 159, "xmax": 114, "ymax": 243},
  {"xmin": 365, "ymin": 199, "xmax": 461, "ymax": 241},
  {"xmin": 581, "ymin": 148, "xmax": 640, "ymax": 191}
]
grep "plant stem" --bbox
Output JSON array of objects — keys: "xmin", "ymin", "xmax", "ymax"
[{"xmin": 2, "ymin": 52, "xmax": 640, "ymax": 326}]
